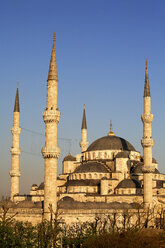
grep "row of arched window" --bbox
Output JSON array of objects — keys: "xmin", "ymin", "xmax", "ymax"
[{"xmin": 70, "ymin": 173, "xmax": 109, "ymax": 180}]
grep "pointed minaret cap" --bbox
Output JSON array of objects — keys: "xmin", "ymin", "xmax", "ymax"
[
  {"xmin": 108, "ymin": 120, "xmax": 115, "ymax": 136},
  {"xmin": 14, "ymin": 81, "xmax": 20, "ymax": 112},
  {"xmin": 48, "ymin": 32, "xmax": 58, "ymax": 81},
  {"xmin": 144, "ymin": 59, "xmax": 151, "ymax": 97},
  {"xmin": 81, "ymin": 104, "xmax": 87, "ymax": 129}
]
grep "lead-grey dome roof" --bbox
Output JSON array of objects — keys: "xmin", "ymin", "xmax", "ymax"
[
  {"xmin": 131, "ymin": 162, "xmax": 160, "ymax": 174},
  {"xmin": 74, "ymin": 162, "xmax": 109, "ymax": 173},
  {"xmin": 87, "ymin": 136, "xmax": 136, "ymax": 152},
  {"xmin": 63, "ymin": 153, "xmax": 76, "ymax": 162},
  {"xmin": 116, "ymin": 179, "xmax": 141, "ymax": 189}
]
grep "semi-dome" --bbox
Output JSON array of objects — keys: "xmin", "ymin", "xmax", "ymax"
[
  {"xmin": 87, "ymin": 135, "xmax": 136, "ymax": 152},
  {"xmin": 74, "ymin": 162, "xmax": 109, "ymax": 173},
  {"xmin": 116, "ymin": 179, "xmax": 141, "ymax": 189}
]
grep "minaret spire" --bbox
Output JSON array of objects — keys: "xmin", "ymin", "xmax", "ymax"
[
  {"xmin": 80, "ymin": 104, "xmax": 89, "ymax": 153},
  {"xmin": 10, "ymin": 82, "xmax": 21, "ymax": 200},
  {"xmin": 42, "ymin": 34, "xmax": 61, "ymax": 220},
  {"xmin": 48, "ymin": 32, "xmax": 58, "ymax": 81},
  {"xmin": 144, "ymin": 59, "xmax": 151, "ymax": 97},
  {"xmin": 81, "ymin": 104, "xmax": 87, "ymax": 129},
  {"xmin": 141, "ymin": 60, "xmax": 154, "ymax": 208},
  {"xmin": 14, "ymin": 81, "xmax": 20, "ymax": 112}
]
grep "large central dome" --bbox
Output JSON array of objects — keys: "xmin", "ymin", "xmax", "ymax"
[{"xmin": 87, "ymin": 135, "xmax": 136, "ymax": 152}]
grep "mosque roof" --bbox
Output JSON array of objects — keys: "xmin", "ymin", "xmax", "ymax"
[
  {"xmin": 63, "ymin": 153, "xmax": 76, "ymax": 162},
  {"xmin": 116, "ymin": 151, "xmax": 129, "ymax": 158},
  {"xmin": 38, "ymin": 182, "xmax": 44, "ymax": 190},
  {"xmin": 65, "ymin": 179, "xmax": 100, "ymax": 187},
  {"xmin": 74, "ymin": 162, "xmax": 109, "ymax": 173},
  {"xmin": 58, "ymin": 197, "xmax": 141, "ymax": 210},
  {"xmin": 87, "ymin": 135, "xmax": 136, "ymax": 152},
  {"xmin": 116, "ymin": 179, "xmax": 141, "ymax": 189},
  {"xmin": 131, "ymin": 162, "xmax": 159, "ymax": 174}
]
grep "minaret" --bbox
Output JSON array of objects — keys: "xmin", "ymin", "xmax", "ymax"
[
  {"xmin": 41, "ymin": 33, "xmax": 60, "ymax": 220},
  {"xmin": 141, "ymin": 60, "xmax": 154, "ymax": 208},
  {"xmin": 10, "ymin": 82, "xmax": 21, "ymax": 201},
  {"xmin": 80, "ymin": 104, "xmax": 89, "ymax": 152}
]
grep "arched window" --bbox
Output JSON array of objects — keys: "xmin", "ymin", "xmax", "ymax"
[
  {"xmin": 79, "ymin": 174, "xmax": 81, "ymax": 180},
  {"xmin": 84, "ymin": 174, "xmax": 86, "ymax": 179},
  {"xmin": 89, "ymin": 174, "xmax": 92, "ymax": 179}
]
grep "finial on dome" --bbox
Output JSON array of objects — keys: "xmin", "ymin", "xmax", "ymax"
[{"xmin": 108, "ymin": 120, "xmax": 115, "ymax": 136}]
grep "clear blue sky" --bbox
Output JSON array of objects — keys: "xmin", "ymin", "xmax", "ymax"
[{"xmin": 0, "ymin": 0, "xmax": 165, "ymax": 198}]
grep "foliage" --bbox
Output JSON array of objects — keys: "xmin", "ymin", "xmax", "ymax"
[{"xmin": 1, "ymin": 198, "xmax": 165, "ymax": 247}]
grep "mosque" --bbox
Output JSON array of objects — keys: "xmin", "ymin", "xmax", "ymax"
[{"xmin": 7, "ymin": 34, "xmax": 165, "ymax": 224}]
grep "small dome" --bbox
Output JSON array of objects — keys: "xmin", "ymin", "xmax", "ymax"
[
  {"xmin": 65, "ymin": 179, "xmax": 100, "ymax": 187},
  {"xmin": 116, "ymin": 151, "xmax": 129, "ymax": 159},
  {"xmin": 74, "ymin": 162, "xmax": 109, "ymax": 173},
  {"xmin": 116, "ymin": 179, "xmax": 141, "ymax": 189},
  {"xmin": 131, "ymin": 162, "xmax": 159, "ymax": 174},
  {"xmin": 32, "ymin": 184, "xmax": 38, "ymax": 187},
  {"xmin": 152, "ymin": 158, "xmax": 157, "ymax": 163},
  {"xmin": 38, "ymin": 182, "xmax": 44, "ymax": 190},
  {"xmin": 131, "ymin": 162, "xmax": 143, "ymax": 174},
  {"xmin": 63, "ymin": 153, "xmax": 76, "ymax": 162},
  {"xmin": 60, "ymin": 196, "xmax": 74, "ymax": 202},
  {"xmin": 87, "ymin": 136, "xmax": 136, "ymax": 152}
]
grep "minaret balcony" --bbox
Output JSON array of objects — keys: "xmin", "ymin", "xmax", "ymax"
[
  {"xmin": 79, "ymin": 141, "xmax": 89, "ymax": 152},
  {"xmin": 141, "ymin": 138, "xmax": 154, "ymax": 147},
  {"xmin": 9, "ymin": 169, "xmax": 21, "ymax": 177},
  {"xmin": 10, "ymin": 147, "xmax": 21, "ymax": 155},
  {"xmin": 141, "ymin": 114, "xmax": 153, "ymax": 123},
  {"xmin": 142, "ymin": 165, "xmax": 155, "ymax": 173},
  {"xmin": 43, "ymin": 110, "xmax": 60, "ymax": 123},
  {"xmin": 11, "ymin": 127, "xmax": 21, "ymax": 135},
  {"xmin": 41, "ymin": 147, "xmax": 60, "ymax": 159}
]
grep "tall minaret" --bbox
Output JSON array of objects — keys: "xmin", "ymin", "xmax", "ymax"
[
  {"xmin": 80, "ymin": 104, "xmax": 89, "ymax": 152},
  {"xmin": 10, "ymin": 82, "xmax": 21, "ymax": 201},
  {"xmin": 141, "ymin": 60, "xmax": 154, "ymax": 208},
  {"xmin": 41, "ymin": 33, "xmax": 60, "ymax": 220}
]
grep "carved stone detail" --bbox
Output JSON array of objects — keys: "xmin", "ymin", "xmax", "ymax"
[
  {"xmin": 9, "ymin": 170, "xmax": 21, "ymax": 177},
  {"xmin": 141, "ymin": 114, "xmax": 153, "ymax": 123},
  {"xmin": 41, "ymin": 147, "xmax": 60, "ymax": 159},
  {"xmin": 43, "ymin": 110, "xmax": 60, "ymax": 123},
  {"xmin": 11, "ymin": 127, "xmax": 21, "ymax": 135},
  {"xmin": 10, "ymin": 147, "xmax": 21, "ymax": 155},
  {"xmin": 141, "ymin": 138, "xmax": 154, "ymax": 147}
]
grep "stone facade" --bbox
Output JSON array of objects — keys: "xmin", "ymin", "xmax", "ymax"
[{"xmin": 6, "ymin": 36, "xmax": 165, "ymax": 225}]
